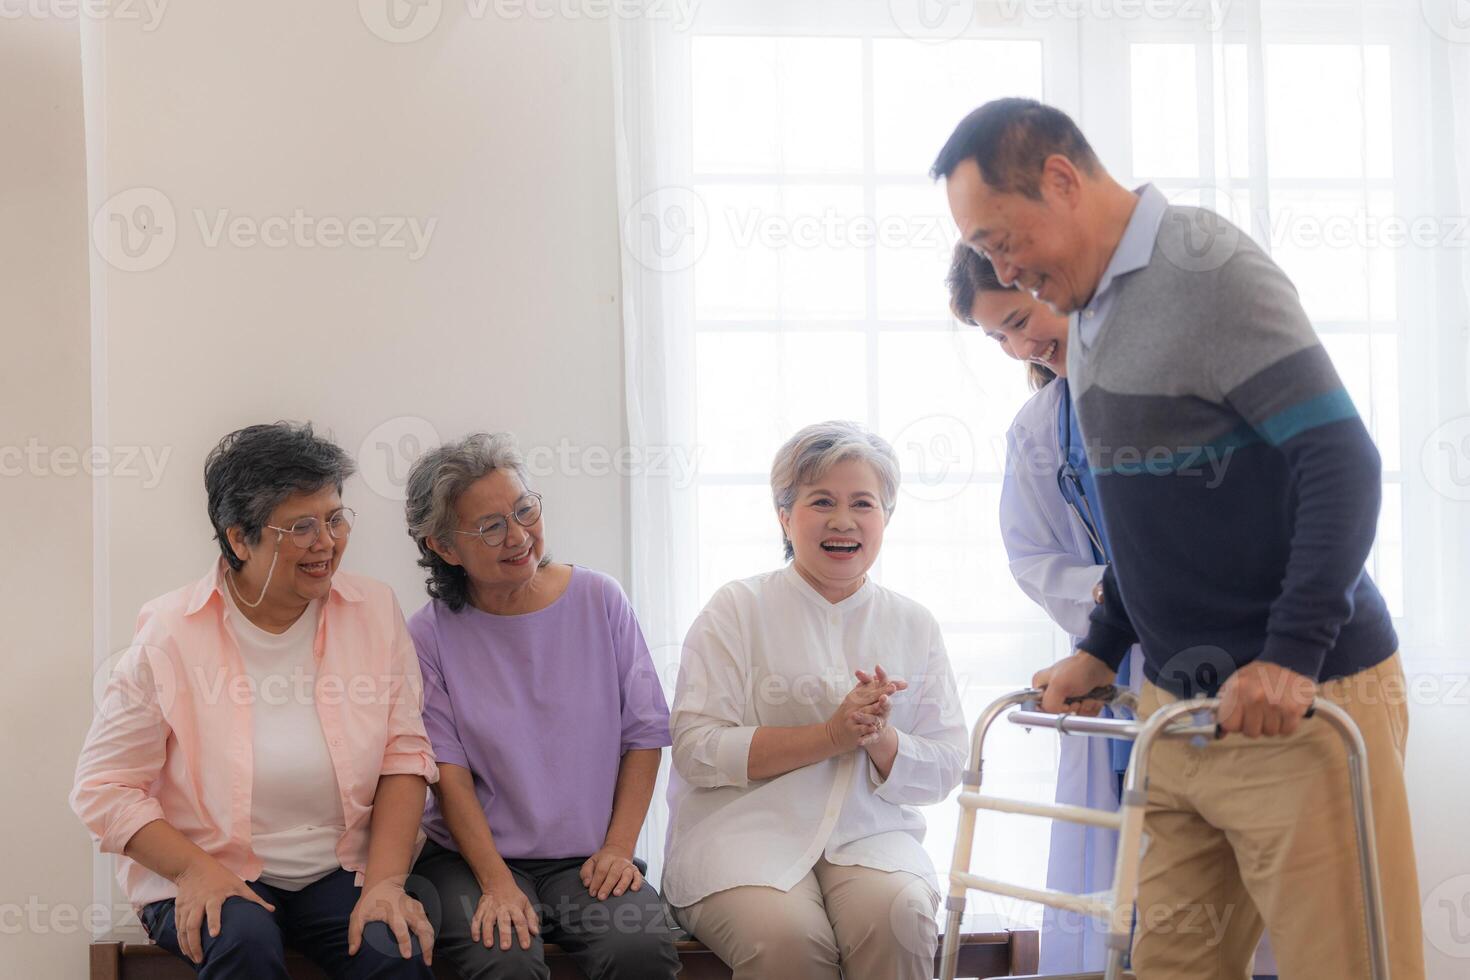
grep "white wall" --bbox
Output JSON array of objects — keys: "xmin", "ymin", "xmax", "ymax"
[
  {"xmin": 85, "ymin": 0, "xmax": 629, "ymax": 946},
  {"xmin": 0, "ymin": 15, "xmax": 94, "ymax": 979}
]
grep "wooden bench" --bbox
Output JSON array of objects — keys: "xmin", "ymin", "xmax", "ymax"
[{"xmin": 91, "ymin": 924, "xmax": 1039, "ymax": 979}]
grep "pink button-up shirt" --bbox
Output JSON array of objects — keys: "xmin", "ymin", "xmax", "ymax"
[{"xmin": 71, "ymin": 562, "xmax": 439, "ymax": 907}]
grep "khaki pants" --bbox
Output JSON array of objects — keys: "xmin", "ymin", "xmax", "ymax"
[
  {"xmin": 672, "ymin": 857, "xmax": 938, "ymax": 980},
  {"xmin": 1131, "ymin": 652, "xmax": 1424, "ymax": 979}
]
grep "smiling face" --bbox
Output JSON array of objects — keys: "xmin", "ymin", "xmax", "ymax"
[
  {"xmin": 778, "ymin": 456, "xmax": 887, "ymax": 603},
  {"xmin": 229, "ymin": 484, "xmax": 349, "ymax": 609},
  {"xmin": 431, "ymin": 468, "xmax": 546, "ymax": 593},
  {"xmin": 970, "ymin": 286, "xmax": 1071, "ymax": 378},
  {"xmin": 945, "ymin": 156, "xmax": 1096, "ymax": 314}
]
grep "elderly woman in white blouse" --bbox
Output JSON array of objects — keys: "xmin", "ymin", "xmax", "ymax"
[{"xmin": 663, "ymin": 420, "xmax": 969, "ymax": 980}]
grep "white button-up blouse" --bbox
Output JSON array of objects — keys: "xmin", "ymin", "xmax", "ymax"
[{"xmin": 662, "ymin": 564, "xmax": 969, "ymax": 908}]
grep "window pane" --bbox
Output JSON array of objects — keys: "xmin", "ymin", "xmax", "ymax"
[
  {"xmin": 695, "ymin": 184, "xmax": 867, "ymax": 321},
  {"xmin": 874, "ymin": 183, "xmax": 961, "ymax": 321},
  {"xmin": 873, "ymin": 38, "xmax": 1043, "ymax": 176},
  {"xmin": 881, "ymin": 483, "xmax": 1036, "ymax": 623},
  {"xmin": 916, "ymin": 628, "xmax": 1063, "ymax": 910},
  {"xmin": 1369, "ymin": 334, "xmax": 1400, "ymax": 471},
  {"xmin": 876, "ymin": 331, "xmax": 1033, "ymax": 488},
  {"xmin": 1264, "ymin": 44, "xmax": 1392, "ymax": 180},
  {"xmin": 1319, "ymin": 332, "xmax": 1400, "ymax": 472},
  {"xmin": 696, "ymin": 483, "xmax": 782, "ymax": 603},
  {"xmin": 1132, "ymin": 44, "xmax": 1200, "ymax": 179},
  {"xmin": 695, "ymin": 330, "xmax": 869, "ymax": 474},
  {"xmin": 1213, "ymin": 43, "xmax": 1250, "ymax": 178},
  {"xmin": 1373, "ymin": 483, "xmax": 1403, "ymax": 617},
  {"xmin": 693, "ymin": 36, "xmax": 864, "ymax": 174},
  {"xmin": 1267, "ymin": 188, "xmax": 1398, "ymax": 322}
]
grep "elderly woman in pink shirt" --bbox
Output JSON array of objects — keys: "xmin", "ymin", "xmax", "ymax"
[{"xmin": 71, "ymin": 422, "xmax": 438, "ymax": 980}]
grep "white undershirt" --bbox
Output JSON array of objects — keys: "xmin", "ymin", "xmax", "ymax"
[{"xmin": 224, "ymin": 585, "xmax": 345, "ymax": 891}]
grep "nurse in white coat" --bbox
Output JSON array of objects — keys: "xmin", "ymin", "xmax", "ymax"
[
  {"xmin": 947, "ymin": 245, "xmax": 1276, "ymax": 978},
  {"xmin": 946, "ymin": 243, "xmax": 1136, "ymax": 973}
]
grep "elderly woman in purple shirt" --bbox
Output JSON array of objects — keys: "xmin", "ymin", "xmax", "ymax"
[{"xmin": 402, "ymin": 433, "xmax": 679, "ymax": 980}]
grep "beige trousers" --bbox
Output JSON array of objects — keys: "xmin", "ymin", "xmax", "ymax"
[
  {"xmin": 672, "ymin": 857, "xmax": 939, "ymax": 980},
  {"xmin": 1131, "ymin": 652, "xmax": 1425, "ymax": 979}
]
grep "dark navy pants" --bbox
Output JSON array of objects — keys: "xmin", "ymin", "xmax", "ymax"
[{"xmin": 139, "ymin": 868, "xmax": 433, "ymax": 979}]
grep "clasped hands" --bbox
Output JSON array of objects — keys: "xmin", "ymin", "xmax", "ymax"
[{"xmin": 825, "ymin": 664, "xmax": 906, "ymax": 753}]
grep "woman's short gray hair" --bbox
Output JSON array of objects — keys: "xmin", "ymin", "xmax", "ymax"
[
  {"xmin": 204, "ymin": 422, "xmax": 355, "ymax": 571},
  {"xmin": 404, "ymin": 432, "xmax": 543, "ymax": 612},
  {"xmin": 770, "ymin": 421, "xmax": 901, "ymax": 561}
]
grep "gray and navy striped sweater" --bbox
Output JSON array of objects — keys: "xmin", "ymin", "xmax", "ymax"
[{"xmin": 1073, "ymin": 206, "xmax": 1397, "ymax": 698}]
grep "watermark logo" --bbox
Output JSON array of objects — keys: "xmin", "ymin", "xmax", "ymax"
[
  {"xmin": 980, "ymin": 0, "xmax": 1229, "ymax": 30},
  {"xmin": 92, "ymin": 187, "xmax": 177, "ymax": 273},
  {"xmin": 1425, "ymin": 873, "xmax": 1470, "ymax": 958},
  {"xmin": 93, "ymin": 190, "xmax": 438, "ymax": 272},
  {"xmin": 1157, "ymin": 189, "xmax": 1244, "ymax": 275},
  {"xmin": 889, "ymin": 0, "xmax": 975, "ymax": 42},
  {"xmin": 893, "ymin": 414, "xmax": 977, "ymax": 502},
  {"xmin": 1422, "ymin": 0, "xmax": 1470, "ymax": 45},
  {"xmin": 1422, "ymin": 415, "xmax": 1470, "ymax": 502},
  {"xmin": 621, "ymin": 186, "xmax": 709, "ymax": 274},
  {"xmin": 0, "ymin": 439, "xmax": 171, "ymax": 488},
  {"xmin": 92, "ymin": 644, "xmax": 182, "ymax": 722},
  {"xmin": 359, "ymin": 416, "xmax": 442, "ymax": 502},
  {"xmin": 359, "ymin": 0, "xmax": 443, "ymax": 43},
  {"xmin": 1154, "ymin": 645, "xmax": 1236, "ymax": 700},
  {"xmin": 0, "ymin": 0, "xmax": 169, "ymax": 31}
]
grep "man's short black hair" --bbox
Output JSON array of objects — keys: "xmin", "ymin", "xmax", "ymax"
[{"xmin": 931, "ymin": 97, "xmax": 1101, "ymax": 199}]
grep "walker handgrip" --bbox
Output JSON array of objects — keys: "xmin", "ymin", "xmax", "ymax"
[
  {"xmin": 1212, "ymin": 702, "xmax": 1317, "ymax": 740},
  {"xmin": 1064, "ymin": 684, "xmax": 1119, "ymax": 705}
]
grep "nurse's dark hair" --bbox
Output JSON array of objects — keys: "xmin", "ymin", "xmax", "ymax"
[
  {"xmin": 946, "ymin": 243, "xmax": 1056, "ymax": 392},
  {"xmin": 204, "ymin": 422, "xmax": 356, "ymax": 572},
  {"xmin": 930, "ymin": 97, "xmax": 1101, "ymax": 198}
]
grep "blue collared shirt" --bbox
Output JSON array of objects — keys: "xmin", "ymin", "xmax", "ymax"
[{"xmin": 1074, "ymin": 183, "xmax": 1168, "ymax": 349}]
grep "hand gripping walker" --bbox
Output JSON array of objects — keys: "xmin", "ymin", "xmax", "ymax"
[{"xmin": 937, "ymin": 686, "xmax": 1390, "ymax": 980}]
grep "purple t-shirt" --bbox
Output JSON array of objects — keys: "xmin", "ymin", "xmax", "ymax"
[{"xmin": 409, "ymin": 566, "xmax": 671, "ymax": 860}]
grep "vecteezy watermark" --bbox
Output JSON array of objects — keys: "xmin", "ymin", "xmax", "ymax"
[
  {"xmin": 621, "ymin": 187, "xmax": 954, "ymax": 274},
  {"xmin": 0, "ymin": 898, "xmax": 140, "ymax": 937},
  {"xmin": 93, "ymin": 642, "xmax": 423, "ymax": 721},
  {"xmin": 1157, "ymin": 192, "xmax": 1245, "ymax": 275},
  {"xmin": 194, "ymin": 209, "xmax": 436, "ymax": 259},
  {"xmin": 92, "ymin": 187, "xmax": 438, "ymax": 273},
  {"xmin": 1422, "ymin": 0, "xmax": 1470, "ymax": 46},
  {"xmin": 1422, "ymin": 415, "xmax": 1470, "ymax": 502},
  {"xmin": 724, "ymin": 206, "xmax": 951, "ymax": 252},
  {"xmin": 621, "ymin": 186, "xmax": 710, "ymax": 274},
  {"xmin": 0, "ymin": 439, "xmax": 171, "ymax": 488},
  {"xmin": 1266, "ymin": 208, "xmax": 1470, "ymax": 252},
  {"xmin": 1007, "ymin": 436, "xmax": 1235, "ymax": 488},
  {"xmin": 0, "ymin": 0, "xmax": 168, "ymax": 30},
  {"xmin": 893, "ymin": 414, "xmax": 978, "ymax": 503},
  {"xmin": 522, "ymin": 438, "xmax": 702, "ymax": 488},
  {"xmin": 358, "ymin": 0, "xmax": 697, "ymax": 44},
  {"xmin": 982, "ymin": 0, "xmax": 1229, "ymax": 29},
  {"xmin": 358, "ymin": 416, "xmax": 443, "ymax": 503},
  {"xmin": 355, "ymin": 416, "xmax": 705, "ymax": 501},
  {"xmin": 1425, "ymin": 873, "xmax": 1470, "ymax": 959},
  {"xmin": 888, "ymin": 0, "xmax": 976, "ymax": 42},
  {"xmin": 92, "ymin": 187, "xmax": 178, "ymax": 273}
]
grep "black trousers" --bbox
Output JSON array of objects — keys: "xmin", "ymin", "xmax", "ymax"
[{"xmin": 412, "ymin": 840, "xmax": 680, "ymax": 980}]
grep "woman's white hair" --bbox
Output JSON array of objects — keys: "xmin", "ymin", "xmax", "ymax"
[{"xmin": 770, "ymin": 421, "xmax": 901, "ymax": 561}]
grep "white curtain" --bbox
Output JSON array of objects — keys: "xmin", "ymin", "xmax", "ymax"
[{"xmin": 614, "ymin": 0, "xmax": 1470, "ymax": 959}]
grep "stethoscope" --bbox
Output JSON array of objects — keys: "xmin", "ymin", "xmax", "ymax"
[{"xmin": 1055, "ymin": 380, "xmax": 1108, "ymax": 565}]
